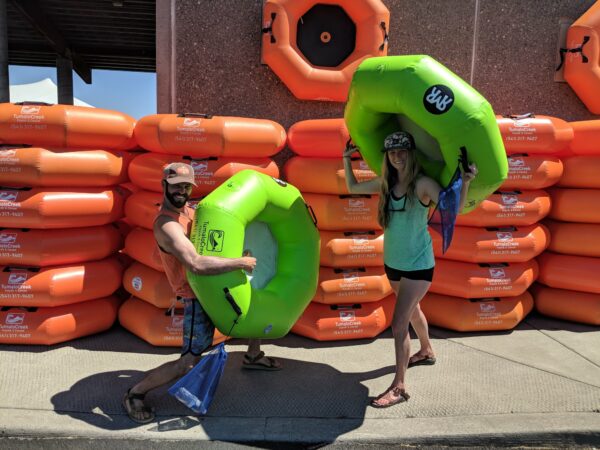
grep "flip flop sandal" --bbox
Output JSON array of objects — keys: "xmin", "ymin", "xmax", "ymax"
[
  {"xmin": 408, "ymin": 356, "xmax": 436, "ymax": 368},
  {"xmin": 242, "ymin": 351, "xmax": 282, "ymax": 371},
  {"xmin": 370, "ymin": 387, "xmax": 410, "ymax": 408},
  {"xmin": 122, "ymin": 389, "xmax": 155, "ymax": 424}
]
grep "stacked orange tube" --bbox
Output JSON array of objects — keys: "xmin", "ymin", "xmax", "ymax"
[
  {"xmin": 0, "ymin": 103, "xmax": 136, "ymax": 344},
  {"xmin": 423, "ymin": 114, "xmax": 568, "ymax": 331},
  {"xmin": 119, "ymin": 113, "xmax": 285, "ymax": 347},
  {"xmin": 531, "ymin": 129, "xmax": 600, "ymax": 325},
  {"xmin": 285, "ymin": 119, "xmax": 392, "ymax": 341},
  {"xmin": 287, "ymin": 118, "xmax": 548, "ymax": 333}
]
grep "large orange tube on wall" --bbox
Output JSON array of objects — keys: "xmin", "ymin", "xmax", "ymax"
[
  {"xmin": 543, "ymin": 220, "xmax": 600, "ymax": 257},
  {"xmin": 292, "ymin": 295, "xmax": 395, "ymax": 341},
  {"xmin": 124, "ymin": 228, "xmax": 164, "ymax": 272},
  {"xmin": 261, "ymin": 0, "xmax": 390, "ymax": 102},
  {"xmin": 453, "ymin": 190, "xmax": 551, "ymax": 227},
  {"xmin": 0, "ymin": 103, "xmax": 136, "ymax": 150},
  {"xmin": 501, "ymin": 155, "xmax": 563, "ymax": 190},
  {"xmin": 0, "ymin": 187, "xmax": 125, "ymax": 229},
  {"xmin": 134, "ymin": 114, "xmax": 286, "ymax": 157},
  {"xmin": 128, "ymin": 153, "xmax": 280, "ymax": 195},
  {"xmin": 431, "ymin": 224, "xmax": 549, "ymax": 263},
  {"xmin": 530, "ymin": 283, "xmax": 600, "ymax": 326},
  {"xmin": 0, "ymin": 225, "xmax": 123, "ymax": 267},
  {"xmin": 563, "ymin": 2, "xmax": 600, "ymax": 114},
  {"xmin": 118, "ymin": 296, "xmax": 226, "ymax": 347},
  {"xmin": 304, "ymin": 193, "xmax": 380, "ymax": 231},
  {"xmin": 537, "ymin": 252, "xmax": 600, "ymax": 294},
  {"xmin": 0, "ymin": 148, "xmax": 134, "ymax": 187},
  {"xmin": 284, "ymin": 156, "xmax": 376, "ymax": 195},
  {"xmin": 320, "ymin": 230, "xmax": 383, "ymax": 267},
  {"xmin": 0, "ymin": 296, "xmax": 121, "ymax": 345},
  {"xmin": 124, "ymin": 190, "xmax": 164, "ymax": 230},
  {"xmin": 0, "ymin": 257, "xmax": 123, "ymax": 307},
  {"xmin": 313, "ymin": 266, "xmax": 391, "ymax": 304},
  {"xmin": 288, "ymin": 119, "xmax": 350, "ymax": 157},
  {"xmin": 496, "ymin": 114, "xmax": 573, "ymax": 155},
  {"xmin": 547, "ymin": 188, "xmax": 600, "ymax": 223},
  {"xmin": 420, "ymin": 291, "xmax": 533, "ymax": 332},
  {"xmin": 557, "ymin": 156, "xmax": 600, "ymax": 188},
  {"xmin": 430, "ymin": 259, "xmax": 538, "ymax": 298},
  {"xmin": 123, "ymin": 261, "xmax": 176, "ymax": 309}
]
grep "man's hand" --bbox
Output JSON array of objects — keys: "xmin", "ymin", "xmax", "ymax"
[{"xmin": 240, "ymin": 256, "xmax": 257, "ymax": 274}]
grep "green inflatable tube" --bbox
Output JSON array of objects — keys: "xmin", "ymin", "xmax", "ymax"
[
  {"xmin": 344, "ymin": 55, "xmax": 507, "ymax": 212},
  {"xmin": 188, "ymin": 170, "xmax": 320, "ymax": 339}
]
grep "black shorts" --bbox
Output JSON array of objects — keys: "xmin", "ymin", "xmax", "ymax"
[{"xmin": 384, "ymin": 265, "xmax": 434, "ymax": 282}]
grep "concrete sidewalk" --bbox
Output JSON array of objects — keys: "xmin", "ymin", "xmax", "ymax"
[{"xmin": 1, "ymin": 311, "xmax": 599, "ymax": 448}]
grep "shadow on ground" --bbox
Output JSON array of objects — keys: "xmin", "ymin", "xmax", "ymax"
[{"xmin": 50, "ymin": 350, "xmax": 394, "ymax": 442}]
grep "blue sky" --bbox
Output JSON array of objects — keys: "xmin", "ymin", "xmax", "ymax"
[{"xmin": 9, "ymin": 65, "xmax": 156, "ymax": 119}]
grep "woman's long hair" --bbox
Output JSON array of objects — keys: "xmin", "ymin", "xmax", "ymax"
[{"xmin": 377, "ymin": 150, "xmax": 422, "ymax": 228}]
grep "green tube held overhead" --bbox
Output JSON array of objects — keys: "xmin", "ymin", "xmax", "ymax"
[{"xmin": 344, "ymin": 55, "xmax": 507, "ymax": 212}]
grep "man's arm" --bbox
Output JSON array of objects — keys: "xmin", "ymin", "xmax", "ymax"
[{"xmin": 154, "ymin": 216, "xmax": 256, "ymax": 275}]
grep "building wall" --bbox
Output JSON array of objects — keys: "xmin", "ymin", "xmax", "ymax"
[{"xmin": 157, "ymin": 0, "xmax": 597, "ymax": 133}]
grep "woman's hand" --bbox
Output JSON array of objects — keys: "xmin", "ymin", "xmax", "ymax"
[
  {"xmin": 463, "ymin": 163, "xmax": 478, "ymax": 183},
  {"xmin": 343, "ymin": 142, "xmax": 358, "ymax": 159}
]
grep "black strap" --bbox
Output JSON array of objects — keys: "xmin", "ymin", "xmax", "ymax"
[
  {"xmin": 177, "ymin": 113, "xmax": 213, "ymax": 119},
  {"xmin": 379, "ymin": 22, "xmax": 389, "ymax": 51},
  {"xmin": 557, "ymin": 35, "xmax": 590, "ymax": 70},
  {"xmin": 223, "ymin": 287, "xmax": 242, "ymax": 317},
  {"xmin": 459, "ymin": 146, "xmax": 470, "ymax": 173},
  {"xmin": 306, "ymin": 203, "xmax": 318, "ymax": 227},
  {"xmin": 222, "ymin": 287, "xmax": 242, "ymax": 338},
  {"xmin": 3, "ymin": 266, "xmax": 40, "ymax": 272},
  {"xmin": 262, "ymin": 12, "xmax": 277, "ymax": 44}
]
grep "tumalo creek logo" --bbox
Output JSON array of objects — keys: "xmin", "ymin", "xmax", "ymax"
[{"xmin": 423, "ymin": 85, "xmax": 454, "ymax": 115}]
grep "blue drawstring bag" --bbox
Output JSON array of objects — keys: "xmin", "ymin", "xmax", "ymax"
[
  {"xmin": 168, "ymin": 342, "xmax": 228, "ymax": 415},
  {"xmin": 429, "ymin": 169, "xmax": 463, "ymax": 254}
]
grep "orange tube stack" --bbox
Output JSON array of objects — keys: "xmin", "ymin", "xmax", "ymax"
[
  {"xmin": 0, "ymin": 102, "xmax": 137, "ymax": 344},
  {"xmin": 119, "ymin": 113, "xmax": 286, "ymax": 346},
  {"xmin": 285, "ymin": 119, "xmax": 394, "ymax": 341}
]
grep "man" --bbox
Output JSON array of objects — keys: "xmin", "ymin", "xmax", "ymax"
[{"xmin": 123, "ymin": 162, "xmax": 281, "ymax": 424}]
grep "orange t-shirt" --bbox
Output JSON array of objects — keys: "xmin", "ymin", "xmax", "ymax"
[{"xmin": 154, "ymin": 206, "xmax": 197, "ymax": 299}]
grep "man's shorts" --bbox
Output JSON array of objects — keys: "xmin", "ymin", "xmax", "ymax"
[{"xmin": 181, "ymin": 298, "xmax": 215, "ymax": 356}]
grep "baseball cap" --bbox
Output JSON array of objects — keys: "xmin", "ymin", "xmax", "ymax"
[
  {"xmin": 162, "ymin": 162, "xmax": 197, "ymax": 186},
  {"xmin": 382, "ymin": 131, "xmax": 415, "ymax": 152}
]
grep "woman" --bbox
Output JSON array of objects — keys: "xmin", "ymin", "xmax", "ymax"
[{"xmin": 343, "ymin": 131, "xmax": 477, "ymax": 408}]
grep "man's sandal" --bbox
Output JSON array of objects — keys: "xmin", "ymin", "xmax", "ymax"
[
  {"xmin": 370, "ymin": 387, "xmax": 410, "ymax": 408},
  {"xmin": 242, "ymin": 351, "xmax": 282, "ymax": 371},
  {"xmin": 122, "ymin": 389, "xmax": 155, "ymax": 424}
]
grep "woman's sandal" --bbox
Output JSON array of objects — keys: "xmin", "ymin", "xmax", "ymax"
[
  {"xmin": 408, "ymin": 355, "xmax": 436, "ymax": 368},
  {"xmin": 122, "ymin": 389, "xmax": 155, "ymax": 424},
  {"xmin": 370, "ymin": 387, "xmax": 410, "ymax": 408}
]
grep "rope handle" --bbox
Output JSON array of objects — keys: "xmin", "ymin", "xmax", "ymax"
[
  {"xmin": 262, "ymin": 12, "xmax": 277, "ymax": 44},
  {"xmin": 557, "ymin": 35, "xmax": 590, "ymax": 70}
]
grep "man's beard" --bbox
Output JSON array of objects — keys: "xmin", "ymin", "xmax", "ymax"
[{"xmin": 166, "ymin": 190, "xmax": 190, "ymax": 208}]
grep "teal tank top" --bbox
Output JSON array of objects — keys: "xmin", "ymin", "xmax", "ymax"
[{"xmin": 383, "ymin": 191, "xmax": 435, "ymax": 271}]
